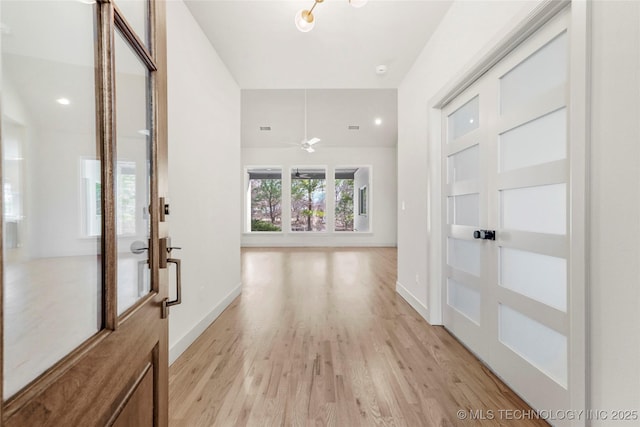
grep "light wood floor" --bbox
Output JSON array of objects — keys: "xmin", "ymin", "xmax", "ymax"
[{"xmin": 169, "ymin": 248, "xmax": 547, "ymax": 426}]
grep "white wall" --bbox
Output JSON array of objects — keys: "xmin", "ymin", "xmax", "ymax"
[
  {"xmin": 397, "ymin": 0, "xmax": 538, "ymax": 319},
  {"xmin": 166, "ymin": 0, "xmax": 241, "ymax": 363},
  {"xmin": 589, "ymin": 1, "xmax": 640, "ymax": 422},
  {"xmin": 242, "ymin": 146, "xmax": 396, "ymax": 247}
]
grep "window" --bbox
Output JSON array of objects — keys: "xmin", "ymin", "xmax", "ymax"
[
  {"xmin": 336, "ymin": 166, "xmax": 370, "ymax": 232},
  {"xmin": 83, "ymin": 158, "xmax": 137, "ymax": 236},
  {"xmin": 334, "ymin": 169, "xmax": 355, "ymax": 231},
  {"xmin": 358, "ymin": 186, "xmax": 368, "ymax": 216},
  {"xmin": 291, "ymin": 167, "xmax": 326, "ymax": 232},
  {"xmin": 247, "ymin": 168, "xmax": 282, "ymax": 232}
]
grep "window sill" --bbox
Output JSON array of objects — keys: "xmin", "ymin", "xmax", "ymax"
[{"xmin": 243, "ymin": 231, "xmax": 374, "ymax": 236}]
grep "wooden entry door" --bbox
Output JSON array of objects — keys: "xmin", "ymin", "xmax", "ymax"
[{"xmin": 0, "ymin": 0, "xmax": 170, "ymax": 425}]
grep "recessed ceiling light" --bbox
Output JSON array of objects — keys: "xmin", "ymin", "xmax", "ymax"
[
  {"xmin": 374, "ymin": 118, "xmax": 382, "ymax": 126},
  {"xmin": 469, "ymin": 118, "xmax": 474, "ymax": 124},
  {"xmin": 56, "ymin": 98, "xmax": 70, "ymax": 106}
]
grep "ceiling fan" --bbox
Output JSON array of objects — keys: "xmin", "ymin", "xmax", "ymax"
[
  {"xmin": 300, "ymin": 89, "xmax": 321, "ymax": 153},
  {"xmin": 293, "ymin": 168, "xmax": 310, "ymax": 178}
]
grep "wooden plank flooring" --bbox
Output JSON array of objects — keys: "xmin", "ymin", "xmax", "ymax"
[{"xmin": 169, "ymin": 248, "xmax": 547, "ymax": 426}]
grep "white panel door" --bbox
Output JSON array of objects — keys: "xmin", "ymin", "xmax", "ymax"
[
  {"xmin": 442, "ymin": 88, "xmax": 492, "ymax": 361},
  {"xmin": 442, "ymin": 8, "xmax": 583, "ymax": 426},
  {"xmin": 490, "ymin": 11, "xmax": 573, "ymax": 415}
]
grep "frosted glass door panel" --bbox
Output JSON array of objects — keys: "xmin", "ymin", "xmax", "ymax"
[
  {"xmin": 115, "ymin": 30, "xmax": 152, "ymax": 315},
  {"xmin": 500, "ymin": 108, "xmax": 567, "ymax": 172},
  {"xmin": 447, "ymin": 238, "xmax": 481, "ymax": 277},
  {"xmin": 501, "ymin": 184, "xmax": 566, "ymax": 234},
  {"xmin": 448, "ymin": 194, "xmax": 480, "ymax": 226},
  {"xmin": 500, "ymin": 247, "xmax": 567, "ymax": 311},
  {"xmin": 499, "ymin": 304, "xmax": 568, "ymax": 387},
  {"xmin": 2, "ymin": 0, "xmax": 101, "ymax": 398},
  {"xmin": 500, "ymin": 32, "xmax": 567, "ymax": 114},
  {"xmin": 447, "ymin": 279, "xmax": 481, "ymax": 324},
  {"xmin": 447, "ymin": 145, "xmax": 479, "ymax": 184},
  {"xmin": 447, "ymin": 96, "xmax": 479, "ymax": 141}
]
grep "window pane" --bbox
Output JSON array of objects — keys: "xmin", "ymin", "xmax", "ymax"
[
  {"xmin": 115, "ymin": 30, "xmax": 151, "ymax": 315},
  {"xmin": 335, "ymin": 166, "xmax": 370, "ymax": 232},
  {"xmin": 447, "ymin": 96, "xmax": 479, "ymax": 142},
  {"xmin": 500, "ymin": 247, "xmax": 567, "ymax": 312},
  {"xmin": 500, "ymin": 108, "xmax": 567, "ymax": 172},
  {"xmin": 447, "ymin": 238, "xmax": 481, "ymax": 277},
  {"xmin": 114, "ymin": 0, "xmax": 150, "ymax": 50},
  {"xmin": 447, "ymin": 144, "xmax": 479, "ymax": 184},
  {"xmin": 248, "ymin": 168, "xmax": 282, "ymax": 232},
  {"xmin": 501, "ymin": 184, "xmax": 566, "ymax": 235},
  {"xmin": 447, "ymin": 193, "xmax": 480, "ymax": 226},
  {"xmin": 499, "ymin": 304, "xmax": 568, "ymax": 387},
  {"xmin": 334, "ymin": 172, "xmax": 354, "ymax": 232},
  {"xmin": 2, "ymin": 0, "xmax": 101, "ymax": 398},
  {"xmin": 500, "ymin": 32, "xmax": 567, "ymax": 114},
  {"xmin": 447, "ymin": 279, "xmax": 481, "ymax": 325},
  {"xmin": 291, "ymin": 168, "xmax": 326, "ymax": 232}
]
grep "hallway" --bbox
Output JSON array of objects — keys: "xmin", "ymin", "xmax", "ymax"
[{"xmin": 168, "ymin": 248, "xmax": 545, "ymax": 426}]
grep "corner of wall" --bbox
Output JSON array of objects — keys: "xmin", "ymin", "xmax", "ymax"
[
  {"xmin": 396, "ymin": 281, "xmax": 430, "ymax": 323},
  {"xmin": 169, "ymin": 283, "xmax": 242, "ymax": 365}
]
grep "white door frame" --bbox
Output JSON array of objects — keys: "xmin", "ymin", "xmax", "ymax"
[{"xmin": 428, "ymin": 0, "xmax": 590, "ymax": 421}]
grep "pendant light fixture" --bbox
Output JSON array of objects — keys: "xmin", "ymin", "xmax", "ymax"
[{"xmin": 295, "ymin": 0, "xmax": 368, "ymax": 33}]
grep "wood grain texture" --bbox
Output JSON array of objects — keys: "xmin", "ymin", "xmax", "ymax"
[
  {"xmin": 112, "ymin": 365, "xmax": 154, "ymax": 427},
  {"xmin": 169, "ymin": 248, "xmax": 548, "ymax": 426}
]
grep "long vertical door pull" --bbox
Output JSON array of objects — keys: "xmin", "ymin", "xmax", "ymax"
[{"xmin": 160, "ymin": 237, "xmax": 182, "ymax": 318}]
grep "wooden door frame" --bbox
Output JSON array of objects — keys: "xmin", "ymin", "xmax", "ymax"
[{"xmin": 0, "ymin": 0, "xmax": 169, "ymax": 424}]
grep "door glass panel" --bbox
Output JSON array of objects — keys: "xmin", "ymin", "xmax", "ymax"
[
  {"xmin": 447, "ymin": 96, "xmax": 479, "ymax": 141},
  {"xmin": 500, "ymin": 247, "xmax": 567, "ymax": 311},
  {"xmin": 2, "ymin": 0, "xmax": 100, "ymax": 398},
  {"xmin": 499, "ymin": 304, "xmax": 568, "ymax": 388},
  {"xmin": 447, "ymin": 193, "xmax": 479, "ymax": 226},
  {"xmin": 500, "ymin": 32, "xmax": 567, "ymax": 114},
  {"xmin": 115, "ymin": 30, "xmax": 151, "ymax": 315},
  {"xmin": 114, "ymin": 0, "xmax": 150, "ymax": 50},
  {"xmin": 501, "ymin": 184, "xmax": 566, "ymax": 235},
  {"xmin": 447, "ymin": 279, "xmax": 480, "ymax": 324},
  {"xmin": 291, "ymin": 168, "xmax": 326, "ymax": 232},
  {"xmin": 500, "ymin": 108, "xmax": 567, "ymax": 172},
  {"xmin": 447, "ymin": 144, "xmax": 479, "ymax": 184},
  {"xmin": 447, "ymin": 238, "xmax": 481, "ymax": 277}
]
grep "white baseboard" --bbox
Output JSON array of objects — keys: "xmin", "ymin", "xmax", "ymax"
[
  {"xmin": 396, "ymin": 281, "xmax": 430, "ymax": 322},
  {"xmin": 169, "ymin": 282, "xmax": 242, "ymax": 365}
]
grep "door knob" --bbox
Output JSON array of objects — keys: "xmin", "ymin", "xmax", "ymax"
[{"xmin": 473, "ymin": 229, "xmax": 496, "ymax": 240}]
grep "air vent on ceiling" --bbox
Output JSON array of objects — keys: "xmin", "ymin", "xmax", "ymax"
[
  {"xmin": 259, "ymin": 126, "xmax": 271, "ymax": 131},
  {"xmin": 348, "ymin": 125, "xmax": 360, "ymax": 130}
]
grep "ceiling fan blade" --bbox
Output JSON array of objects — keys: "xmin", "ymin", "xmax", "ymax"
[
  {"xmin": 305, "ymin": 147, "xmax": 315, "ymax": 153},
  {"xmin": 307, "ymin": 137, "xmax": 321, "ymax": 145}
]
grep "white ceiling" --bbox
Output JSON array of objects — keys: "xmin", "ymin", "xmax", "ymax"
[
  {"xmin": 242, "ymin": 89, "xmax": 397, "ymax": 148},
  {"xmin": 184, "ymin": 0, "xmax": 453, "ymax": 89}
]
